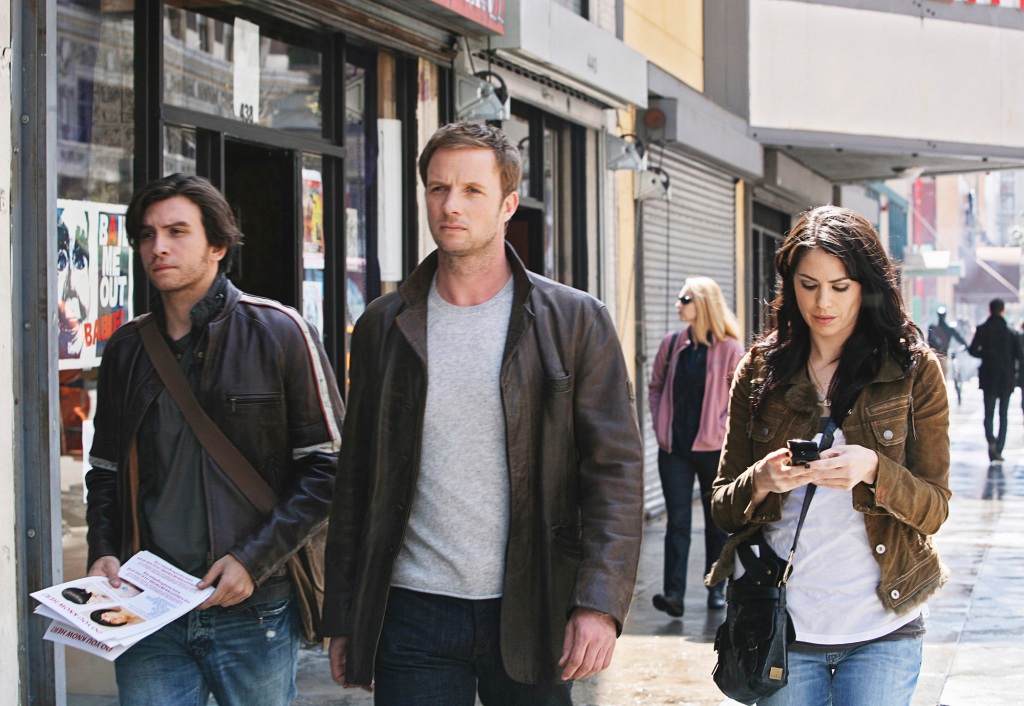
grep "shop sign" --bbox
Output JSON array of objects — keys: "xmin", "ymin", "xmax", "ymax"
[
  {"xmin": 422, "ymin": 0, "xmax": 505, "ymax": 35},
  {"xmin": 58, "ymin": 200, "xmax": 133, "ymax": 370}
]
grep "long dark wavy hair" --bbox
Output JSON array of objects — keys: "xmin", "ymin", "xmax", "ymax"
[{"xmin": 750, "ymin": 206, "xmax": 926, "ymax": 424}]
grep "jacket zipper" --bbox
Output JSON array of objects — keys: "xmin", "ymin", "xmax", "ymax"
[{"xmin": 228, "ymin": 393, "xmax": 281, "ymax": 412}]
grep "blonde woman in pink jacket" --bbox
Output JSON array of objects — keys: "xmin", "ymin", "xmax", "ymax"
[{"xmin": 648, "ymin": 277, "xmax": 745, "ymax": 618}]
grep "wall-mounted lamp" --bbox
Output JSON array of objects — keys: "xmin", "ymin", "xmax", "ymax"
[
  {"xmin": 455, "ymin": 70, "xmax": 510, "ymax": 122},
  {"xmin": 606, "ymin": 133, "xmax": 646, "ymax": 171},
  {"xmin": 635, "ymin": 166, "xmax": 671, "ymax": 201}
]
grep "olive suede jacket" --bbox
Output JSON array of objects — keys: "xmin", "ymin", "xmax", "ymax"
[
  {"xmin": 322, "ymin": 245, "xmax": 644, "ymax": 686},
  {"xmin": 707, "ymin": 347, "xmax": 951, "ymax": 616}
]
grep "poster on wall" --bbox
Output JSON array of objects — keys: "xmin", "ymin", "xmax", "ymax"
[
  {"xmin": 58, "ymin": 199, "xmax": 133, "ymax": 371},
  {"xmin": 301, "ymin": 169, "xmax": 325, "ymax": 339},
  {"xmin": 302, "ymin": 168, "xmax": 325, "ymax": 262}
]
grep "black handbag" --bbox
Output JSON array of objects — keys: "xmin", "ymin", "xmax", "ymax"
[{"xmin": 711, "ymin": 419, "xmax": 836, "ymax": 704}]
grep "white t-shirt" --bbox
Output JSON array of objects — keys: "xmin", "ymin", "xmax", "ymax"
[{"xmin": 762, "ymin": 427, "xmax": 923, "ymax": 644}]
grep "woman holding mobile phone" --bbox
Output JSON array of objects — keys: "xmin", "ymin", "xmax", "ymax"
[{"xmin": 708, "ymin": 206, "xmax": 951, "ymax": 705}]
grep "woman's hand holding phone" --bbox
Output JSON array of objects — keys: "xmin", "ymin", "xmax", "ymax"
[{"xmin": 750, "ymin": 444, "xmax": 818, "ymax": 505}]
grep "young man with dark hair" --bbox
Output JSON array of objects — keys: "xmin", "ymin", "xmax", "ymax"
[
  {"xmin": 86, "ymin": 173, "xmax": 344, "ymax": 705},
  {"xmin": 969, "ymin": 298, "xmax": 1023, "ymax": 462},
  {"xmin": 323, "ymin": 122, "xmax": 644, "ymax": 704}
]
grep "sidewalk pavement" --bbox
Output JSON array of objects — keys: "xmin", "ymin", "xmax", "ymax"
[
  {"xmin": 292, "ymin": 380, "xmax": 1024, "ymax": 706},
  {"xmin": 66, "ymin": 380, "xmax": 1024, "ymax": 705}
]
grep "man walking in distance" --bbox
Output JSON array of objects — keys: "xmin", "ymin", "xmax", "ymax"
[
  {"xmin": 927, "ymin": 305, "xmax": 967, "ymax": 377},
  {"xmin": 323, "ymin": 122, "xmax": 644, "ymax": 704},
  {"xmin": 86, "ymin": 174, "xmax": 344, "ymax": 705},
  {"xmin": 969, "ymin": 297, "xmax": 1023, "ymax": 462}
]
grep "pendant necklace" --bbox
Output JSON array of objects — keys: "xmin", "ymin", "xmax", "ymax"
[{"xmin": 807, "ymin": 362, "xmax": 832, "ymax": 407}]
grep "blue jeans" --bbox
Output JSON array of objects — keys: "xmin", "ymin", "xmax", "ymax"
[
  {"xmin": 757, "ymin": 637, "xmax": 923, "ymax": 706},
  {"xmin": 374, "ymin": 588, "xmax": 572, "ymax": 706},
  {"xmin": 114, "ymin": 595, "xmax": 300, "ymax": 706},
  {"xmin": 657, "ymin": 449, "xmax": 727, "ymax": 598}
]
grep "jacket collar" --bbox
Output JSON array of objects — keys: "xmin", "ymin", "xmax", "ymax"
[
  {"xmin": 395, "ymin": 243, "xmax": 535, "ymax": 364},
  {"xmin": 774, "ymin": 344, "xmax": 913, "ymax": 423},
  {"xmin": 985, "ymin": 314, "xmax": 1008, "ymax": 330},
  {"xmin": 873, "ymin": 345, "xmax": 911, "ymax": 383},
  {"xmin": 151, "ymin": 274, "xmax": 235, "ymax": 337},
  {"xmin": 397, "ymin": 242, "xmax": 534, "ymax": 306}
]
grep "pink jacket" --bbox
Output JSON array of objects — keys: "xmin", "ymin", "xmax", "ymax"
[{"xmin": 648, "ymin": 328, "xmax": 744, "ymax": 453}]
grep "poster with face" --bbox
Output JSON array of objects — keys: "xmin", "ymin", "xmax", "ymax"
[{"xmin": 57, "ymin": 200, "xmax": 132, "ymax": 370}]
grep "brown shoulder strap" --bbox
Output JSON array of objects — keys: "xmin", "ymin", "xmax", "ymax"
[
  {"xmin": 136, "ymin": 314, "xmax": 278, "ymax": 516},
  {"xmin": 128, "ymin": 439, "xmax": 141, "ymax": 554}
]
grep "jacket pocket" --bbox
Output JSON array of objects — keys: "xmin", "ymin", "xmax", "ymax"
[
  {"xmin": 551, "ymin": 522, "xmax": 583, "ymax": 559},
  {"xmin": 546, "ymin": 373, "xmax": 572, "ymax": 395},
  {"xmin": 748, "ymin": 400, "xmax": 787, "ymax": 453},
  {"xmin": 226, "ymin": 392, "xmax": 283, "ymax": 411},
  {"xmin": 867, "ymin": 396, "xmax": 910, "ymax": 448}
]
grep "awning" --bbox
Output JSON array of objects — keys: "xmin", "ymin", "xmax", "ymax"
[
  {"xmin": 900, "ymin": 250, "xmax": 963, "ymax": 277},
  {"xmin": 954, "ymin": 247, "xmax": 1021, "ymax": 304}
]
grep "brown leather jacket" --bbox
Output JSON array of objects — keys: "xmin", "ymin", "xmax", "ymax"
[
  {"xmin": 707, "ymin": 347, "xmax": 951, "ymax": 616},
  {"xmin": 86, "ymin": 280, "xmax": 344, "ymax": 587},
  {"xmin": 322, "ymin": 245, "xmax": 644, "ymax": 685}
]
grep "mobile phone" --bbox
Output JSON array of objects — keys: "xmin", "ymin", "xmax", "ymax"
[{"xmin": 787, "ymin": 439, "xmax": 819, "ymax": 465}]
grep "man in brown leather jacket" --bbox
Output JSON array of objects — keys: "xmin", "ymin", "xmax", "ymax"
[
  {"xmin": 323, "ymin": 122, "xmax": 644, "ymax": 704},
  {"xmin": 85, "ymin": 174, "xmax": 343, "ymax": 705}
]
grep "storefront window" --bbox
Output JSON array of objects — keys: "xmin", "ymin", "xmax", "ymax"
[
  {"xmin": 345, "ymin": 59, "xmax": 369, "ymax": 339},
  {"xmin": 503, "ymin": 114, "xmax": 531, "ymax": 196},
  {"xmin": 57, "ymin": 2, "xmax": 136, "ymax": 698},
  {"xmin": 163, "ymin": 4, "xmax": 322, "ymax": 133},
  {"xmin": 543, "ymin": 125, "xmax": 556, "ymax": 279},
  {"xmin": 164, "ymin": 124, "xmax": 197, "ymax": 175},
  {"xmin": 56, "ymin": 0, "xmax": 136, "ymax": 444},
  {"xmin": 301, "ymin": 153, "xmax": 327, "ymax": 340},
  {"xmin": 57, "ymin": 0, "xmax": 135, "ymax": 204}
]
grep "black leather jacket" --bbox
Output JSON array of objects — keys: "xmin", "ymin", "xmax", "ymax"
[
  {"xmin": 323, "ymin": 245, "xmax": 644, "ymax": 685},
  {"xmin": 86, "ymin": 280, "xmax": 344, "ymax": 587}
]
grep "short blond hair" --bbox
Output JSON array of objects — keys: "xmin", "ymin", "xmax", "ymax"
[{"xmin": 418, "ymin": 122, "xmax": 522, "ymax": 198}]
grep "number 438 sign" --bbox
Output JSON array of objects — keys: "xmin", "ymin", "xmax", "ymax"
[{"xmin": 232, "ymin": 17, "xmax": 261, "ymax": 124}]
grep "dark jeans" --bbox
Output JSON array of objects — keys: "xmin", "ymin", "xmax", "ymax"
[
  {"xmin": 374, "ymin": 588, "xmax": 573, "ymax": 706},
  {"xmin": 657, "ymin": 449, "xmax": 727, "ymax": 599},
  {"xmin": 983, "ymin": 389, "xmax": 1012, "ymax": 459}
]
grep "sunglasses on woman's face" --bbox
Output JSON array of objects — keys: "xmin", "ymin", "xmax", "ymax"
[{"xmin": 678, "ymin": 295, "xmax": 694, "ymax": 304}]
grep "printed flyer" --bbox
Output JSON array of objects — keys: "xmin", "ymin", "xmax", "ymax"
[{"xmin": 32, "ymin": 551, "xmax": 213, "ymax": 659}]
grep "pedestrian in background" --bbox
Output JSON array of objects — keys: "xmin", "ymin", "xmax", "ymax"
[
  {"xmin": 647, "ymin": 277, "xmax": 743, "ymax": 618},
  {"xmin": 322, "ymin": 122, "xmax": 644, "ymax": 705},
  {"xmin": 708, "ymin": 206, "xmax": 951, "ymax": 705},
  {"xmin": 926, "ymin": 306, "xmax": 966, "ymax": 377},
  {"xmin": 968, "ymin": 298, "xmax": 1023, "ymax": 462},
  {"xmin": 86, "ymin": 175, "xmax": 343, "ymax": 705},
  {"xmin": 1016, "ymin": 319, "xmax": 1024, "ymax": 420}
]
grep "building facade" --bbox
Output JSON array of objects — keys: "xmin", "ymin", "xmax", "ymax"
[
  {"xmin": 12, "ymin": 0, "xmax": 645, "ymax": 701},
  {"xmin": 624, "ymin": 0, "xmax": 1024, "ymax": 515}
]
